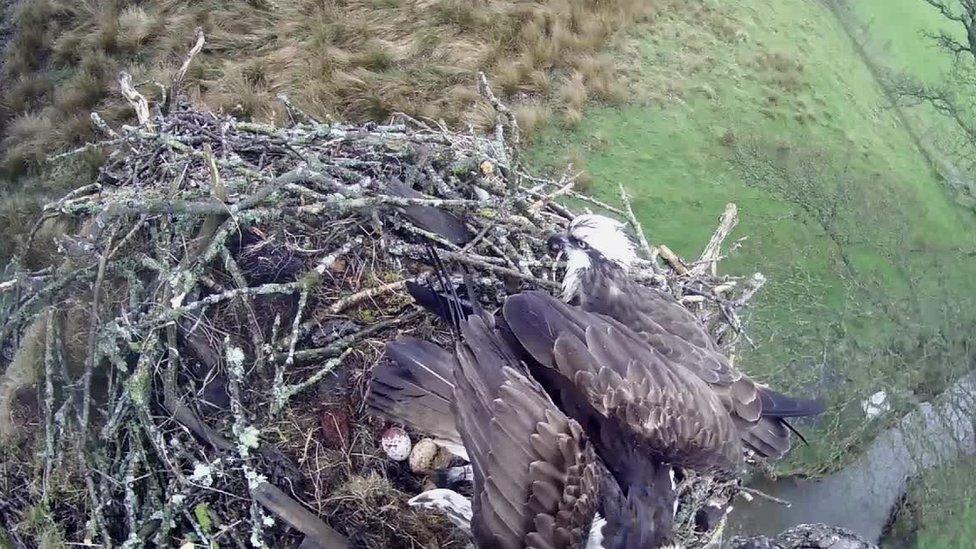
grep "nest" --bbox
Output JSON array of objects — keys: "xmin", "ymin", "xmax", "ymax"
[{"xmin": 0, "ymin": 46, "xmax": 770, "ymax": 548}]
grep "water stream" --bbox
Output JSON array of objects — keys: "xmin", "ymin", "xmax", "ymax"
[{"xmin": 727, "ymin": 372, "xmax": 976, "ymax": 543}]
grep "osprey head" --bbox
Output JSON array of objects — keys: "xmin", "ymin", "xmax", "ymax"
[{"xmin": 548, "ymin": 214, "xmax": 638, "ymax": 300}]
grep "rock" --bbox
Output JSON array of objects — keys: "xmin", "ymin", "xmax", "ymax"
[
  {"xmin": 380, "ymin": 426, "xmax": 411, "ymax": 461},
  {"xmin": 731, "ymin": 523, "xmax": 877, "ymax": 549}
]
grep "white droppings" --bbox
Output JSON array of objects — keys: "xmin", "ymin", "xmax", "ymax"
[
  {"xmin": 409, "ymin": 489, "xmax": 473, "ymax": 532},
  {"xmin": 862, "ymin": 390, "xmax": 890, "ymax": 419}
]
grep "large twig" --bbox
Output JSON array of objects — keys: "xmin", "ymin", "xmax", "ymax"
[
  {"xmin": 41, "ymin": 308, "xmax": 57, "ymax": 505},
  {"xmin": 281, "ymin": 310, "xmax": 421, "ymax": 363},
  {"xmin": 118, "ymin": 71, "xmax": 153, "ymax": 130},
  {"xmin": 252, "ymin": 482, "xmax": 347, "ymax": 548},
  {"xmin": 169, "ymin": 27, "xmax": 205, "ymax": 111},
  {"xmin": 328, "ymin": 280, "xmax": 408, "ymax": 314},
  {"xmin": 659, "ymin": 244, "xmax": 691, "ymax": 276},
  {"xmin": 272, "ymin": 349, "xmax": 352, "ymax": 415},
  {"xmin": 271, "ymin": 287, "xmax": 311, "ymax": 416},
  {"xmin": 78, "ymin": 225, "xmax": 119, "ymax": 449},
  {"xmin": 693, "ymin": 203, "xmax": 738, "ymax": 277},
  {"xmin": 617, "ymin": 183, "xmax": 662, "ymax": 273}
]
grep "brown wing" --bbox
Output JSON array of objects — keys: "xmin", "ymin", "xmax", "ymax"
[
  {"xmin": 580, "ymin": 271, "xmax": 822, "ymax": 459},
  {"xmin": 368, "ymin": 337, "xmax": 462, "ymax": 449},
  {"xmin": 453, "ymin": 315, "xmax": 600, "ymax": 549},
  {"xmin": 580, "ymin": 275, "xmax": 720, "ymax": 352},
  {"xmin": 503, "ymin": 291, "xmax": 743, "ymax": 473},
  {"xmin": 640, "ymin": 330, "xmax": 790, "ymax": 455}
]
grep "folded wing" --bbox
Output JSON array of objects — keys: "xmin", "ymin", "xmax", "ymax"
[
  {"xmin": 503, "ymin": 291, "xmax": 743, "ymax": 474},
  {"xmin": 583, "ymin": 278, "xmax": 824, "ymax": 459},
  {"xmin": 453, "ymin": 314, "xmax": 601, "ymax": 549},
  {"xmin": 367, "ymin": 337, "xmax": 463, "ymax": 454}
]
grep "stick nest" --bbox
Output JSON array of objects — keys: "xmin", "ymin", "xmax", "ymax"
[{"xmin": 0, "ymin": 70, "xmax": 767, "ymax": 548}]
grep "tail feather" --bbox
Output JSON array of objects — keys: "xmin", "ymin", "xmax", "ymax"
[
  {"xmin": 758, "ymin": 387, "xmax": 826, "ymax": 418},
  {"xmin": 406, "ymin": 281, "xmax": 472, "ymax": 326},
  {"xmin": 741, "ymin": 418, "xmax": 792, "ymax": 459},
  {"xmin": 780, "ymin": 418, "xmax": 809, "ymax": 446}
]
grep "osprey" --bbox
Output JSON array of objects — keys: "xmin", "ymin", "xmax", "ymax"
[
  {"xmin": 369, "ymin": 274, "xmax": 748, "ymax": 546},
  {"xmin": 547, "ymin": 214, "xmax": 825, "ymax": 459}
]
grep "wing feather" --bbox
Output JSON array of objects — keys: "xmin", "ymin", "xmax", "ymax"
[
  {"xmin": 368, "ymin": 337, "xmax": 461, "ymax": 446},
  {"xmin": 452, "ymin": 315, "xmax": 600, "ymax": 548},
  {"xmin": 504, "ymin": 291, "xmax": 743, "ymax": 473},
  {"xmin": 579, "ymin": 273, "xmax": 824, "ymax": 460},
  {"xmin": 385, "ymin": 181, "xmax": 473, "ymax": 245}
]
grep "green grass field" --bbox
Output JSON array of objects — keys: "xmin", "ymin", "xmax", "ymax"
[
  {"xmin": 850, "ymin": 0, "xmax": 956, "ymax": 83},
  {"xmin": 527, "ymin": 0, "xmax": 976, "ymax": 474},
  {"xmin": 883, "ymin": 457, "xmax": 976, "ymax": 547}
]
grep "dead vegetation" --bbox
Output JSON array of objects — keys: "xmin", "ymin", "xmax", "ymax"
[
  {"xmin": 0, "ymin": 41, "xmax": 774, "ymax": 545},
  {"xmin": 0, "ymin": 0, "xmax": 657, "ymax": 181}
]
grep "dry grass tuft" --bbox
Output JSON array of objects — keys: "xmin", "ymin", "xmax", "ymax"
[
  {"xmin": 1, "ymin": 0, "xmax": 657, "ymax": 183},
  {"xmin": 514, "ymin": 101, "xmax": 553, "ymax": 138},
  {"xmin": 115, "ymin": 6, "xmax": 158, "ymax": 51},
  {"xmin": 1, "ymin": 113, "xmax": 57, "ymax": 177}
]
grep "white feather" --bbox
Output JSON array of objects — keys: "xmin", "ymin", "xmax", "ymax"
[
  {"xmin": 569, "ymin": 215, "xmax": 638, "ymax": 268},
  {"xmin": 408, "ymin": 489, "xmax": 472, "ymax": 532},
  {"xmin": 585, "ymin": 514, "xmax": 607, "ymax": 549},
  {"xmin": 560, "ymin": 247, "xmax": 592, "ymax": 301}
]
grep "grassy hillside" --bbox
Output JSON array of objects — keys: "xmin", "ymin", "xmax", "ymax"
[
  {"xmin": 526, "ymin": 0, "xmax": 976, "ymax": 473},
  {"xmin": 0, "ymin": 0, "xmax": 654, "ymax": 262},
  {"xmin": 844, "ymin": 0, "xmax": 976, "ymax": 205}
]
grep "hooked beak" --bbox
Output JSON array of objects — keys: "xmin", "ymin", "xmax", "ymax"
[{"xmin": 547, "ymin": 234, "xmax": 570, "ymax": 254}]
